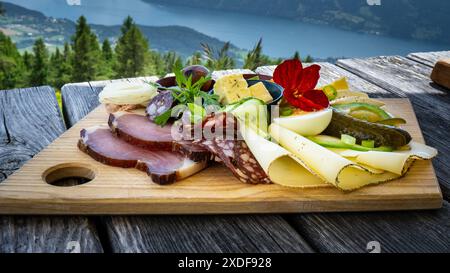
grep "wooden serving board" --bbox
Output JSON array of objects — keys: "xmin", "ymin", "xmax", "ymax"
[{"xmin": 0, "ymin": 99, "xmax": 442, "ymax": 215}]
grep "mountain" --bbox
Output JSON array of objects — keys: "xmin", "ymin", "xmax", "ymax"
[
  {"xmin": 0, "ymin": 1, "xmax": 233, "ymax": 57},
  {"xmin": 144, "ymin": 0, "xmax": 450, "ymax": 44}
]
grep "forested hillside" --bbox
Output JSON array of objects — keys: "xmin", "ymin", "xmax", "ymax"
[
  {"xmin": 145, "ymin": 0, "xmax": 450, "ymax": 44},
  {"xmin": 0, "ymin": 1, "xmax": 229, "ymax": 57}
]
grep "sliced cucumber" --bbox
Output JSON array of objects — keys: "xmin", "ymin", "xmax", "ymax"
[
  {"xmin": 341, "ymin": 134, "xmax": 356, "ymax": 145},
  {"xmin": 334, "ymin": 103, "xmax": 391, "ymax": 122},
  {"xmin": 322, "ymin": 85, "xmax": 337, "ymax": 101},
  {"xmin": 308, "ymin": 135, "xmax": 394, "ymax": 152},
  {"xmin": 225, "ymin": 98, "xmax": 269, "ymax": 137}
]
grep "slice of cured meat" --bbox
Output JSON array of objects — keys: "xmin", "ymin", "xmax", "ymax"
[
  {"xmin": 109, "ymin": 111, "xmax": 174, "ymax": 150},
  {"xmin": 146, "ymin": 91, "xmax": 174, "ymax": 122},
  {"xmin": 109, "ymin": 111, "xmax": 211, "ymax": 161},
  {"xmin": 195, "ymin": 113, "xmax": 272, "ymax": 185},
  {"xmin": 78, "ymin": 125, "xmax": 207, "ymax": 185}
]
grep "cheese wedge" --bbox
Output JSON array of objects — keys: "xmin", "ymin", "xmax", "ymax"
[
  {"xmin": 248, "ymin": 82, "xmax": 273, "ymax": 103},
  {"xmin": 214, "ymin": 74, "xmax": 249, "ymax": 104}
]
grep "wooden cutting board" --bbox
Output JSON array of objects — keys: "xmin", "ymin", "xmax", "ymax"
[{"xmin": 0, "ymin": 99, "xmax": 442, "ymax": 215}]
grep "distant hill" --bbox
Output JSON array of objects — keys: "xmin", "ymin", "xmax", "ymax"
[
  {"xmin": 0, "ymin": 1, "xmax": 233, "ymax": 57},
  {"xmin": 144, "ymin": 0, "xmax": 450, "ymax": 44}
]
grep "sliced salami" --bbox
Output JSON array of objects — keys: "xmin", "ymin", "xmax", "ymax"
[
  {"xmin": 196, "ymin": 114, "xmax": 271, "ymax": 184},
  {"xmin": 146, "ymin": 91, "xmax": 174, "ymax": 122}
]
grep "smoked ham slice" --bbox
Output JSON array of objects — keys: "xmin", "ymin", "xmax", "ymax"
[
  {"xmin": 78, "ymin": 125, "xmax": 207, "ymax": 185},
  {"xmin": 108, "ymin": 111, "xmax": 211, "ymax": 162},
  {"xmin": 109, "ymin": 111, "xmax": 174, "ymax": 150}
]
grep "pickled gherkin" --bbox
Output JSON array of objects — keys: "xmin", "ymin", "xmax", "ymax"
[{"xmin": 323, "ymin": 110, "xmax": 412, "ymax": 148}]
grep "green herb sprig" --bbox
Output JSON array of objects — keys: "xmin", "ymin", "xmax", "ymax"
[{"xmin": 150, "ymin": 64, "xmax": 219, "ymax": 126}]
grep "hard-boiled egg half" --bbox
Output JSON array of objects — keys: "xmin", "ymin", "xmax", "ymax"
[{"xmin": 273, "ymin": 108, "xmax": 332, "ymax": 136}]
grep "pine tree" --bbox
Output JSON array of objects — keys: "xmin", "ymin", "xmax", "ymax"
[
  {"xmin": 102, "ymin": 39, "xmax": 113, "ymax": 62},
  {"xmin": 304, "ymin": 55, "xmax": 314, "ymax": 63},
  {"xmin": 57, "ymin": 42, "xmax": 73, "ymax": 87},
  {"xmin": 293, "ymin": 51, "xmax": 301, "ymax": 60},
  {"xmin": 23, "ymin": 51, "xmax": 33, "ymax": 71},
  {"xmin": 49, "ymin": 48, "xmax": 63, "ymax": 88},
  {"xmin": 29, "ymin": 38, "xmax": 49, "ymax": 86},
  {"xmin": 71, "ymin": 16, "xmax": 101, "ymax": 82},
  {"xmin": 115, "ymin": 16, "xmax": 150, "ymax": 78},
  {"xmin": 0, "ymin": 31, "xmax": 25, "ymax": 89},
  {"xmin": 98, "ymin": 39, "xmax": 114, "ymax": 79}
]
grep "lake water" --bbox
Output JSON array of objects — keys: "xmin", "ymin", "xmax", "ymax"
[{"xmin": 5, "ymin": 0, "xmax": 449, "ymax": 58}]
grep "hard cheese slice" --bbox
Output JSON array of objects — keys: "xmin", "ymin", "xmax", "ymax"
[
  {"xmin": 248, "ymin": 82, "xmax": 273, "ymax": 103},
  {"xmin": 242, "ymin": 122, "xmax": 437, "ymax": 191}
]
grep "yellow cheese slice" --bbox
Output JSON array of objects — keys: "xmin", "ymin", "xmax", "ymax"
[
  {"xmin": 268, "ymin": 123, "xmax": 403, "ymax": 190},
  {"xmin": 248, "ymin": 82, "xmax": 273, "ymax": 103},
  {"xmin": 214, "ymin": 74, "xmax": 249, "ymax": 104},
  {"xmin": 240, "ymin": 118, "xmax": 437, "ymax": 191},
  {"xmin": 334, "ymin": 142, "xmax": 437, "ymax": 175},
  {"xmin": 240, "ymin": 126, "xmax": 327, "ymax": 188}
]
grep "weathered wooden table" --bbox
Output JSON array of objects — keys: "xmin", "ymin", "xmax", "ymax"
[{"xmin": 1, "ymin": 51, "xmax": 449, "ymax": 253}]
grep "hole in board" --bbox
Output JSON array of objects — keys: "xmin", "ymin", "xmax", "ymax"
[{"xmin": 43, "ymin": 164, "xmax": 96, "ymax": 187}]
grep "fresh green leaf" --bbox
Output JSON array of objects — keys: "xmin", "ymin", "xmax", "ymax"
[
  {"xmin": 154, "ymin": 109, "xmax": 172, "ymax": 127},
  {"xmin": 248, "ymin": 76, "xmax": 260, "ymax": 81}
]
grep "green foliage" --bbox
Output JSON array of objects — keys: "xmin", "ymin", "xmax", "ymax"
[
  {"xmin": 98, "ymin": 39, "xmax": 115, "ymax": 79},
  {"xmin": 291, "ymin": 51, "xmax": 313, "ymax": 63},
  {"xmin": 304, "ymin": 55, "xmax": 314, "ymax": 63},
  {"xmin": 202, "ymin": 42, "xmax": 235, "ymax": 71},
  {"xmin": 0, "ymin": 31, "xmax": 25, "ymax": 89},
  {"xmin": 48, "ymin": 47, "xmax": 62, "ymax": 87},
  {"xmin": 148, "ymin": 51, "xmax": 167, "ymax": 77},
  {"xmin": 161, "ymin": 51, "xmax": 184, "ymax": 75},
  {"xmin": 186, "ymin": 51, "xmax": 203, "ymax": 66},
  {"xmin": 243, "ymin": 38, "xmax": 281, "ymax": 70},
  {"xmin": 102, "ymin": 39, "xmax": 113, "ymax": 62},
  {"xmin": 29, "ymin": 38, "xmax": 49, "ymax": 86},
  {"xmin": 71, "ymin": 16, "xmax": 101, "ymax": 82},
  {"xmin": 1, "ymin": 13, "xmax": 314, "ymax": 93},
  {"xmin": 59, "ymin": 43, "xmax": 73, "ymax": 86},
  {"xmin": 22, "ymin": 51, "xmax": 33, "ymax": 70},
  {"xmin": 152, "ymin": 62, "xmax": 219, "ymax": 126},
  {"xmin": 115, "ymin": 16, "xmax": 151, "ymax": 78}
]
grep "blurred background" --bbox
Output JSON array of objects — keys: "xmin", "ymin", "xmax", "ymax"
[{"xmin": 1, "ymin": 0, "xmax": 449, "ymax": 92}]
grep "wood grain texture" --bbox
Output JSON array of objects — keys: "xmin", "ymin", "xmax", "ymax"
[
  {"xmin": 289, "ymin": 201, "xmax": 450, "ymax": 253},
  {"xmin": 0, "ymin": 86, "xmax": 103, "ymax": 253},
  {"xmin": 0, "ymin": 99, "xmax": 441, "ymax": 214},
  {"xmin": 103, "ymin": 215, "xmax": 313, "ymax": 253},
  {"xmin": 0, "ymin": 216, "xmax": 103, "ymax": 253},
  {"xmin": 258, "ymin": 63, "xmax": 450, "ymax": 253},
  {"xmin": 337, "ymin": 56, "xmax": 450, "ymax": 199},
  {"xmin": 430, "ymin": 59, "xmax": 450, "ymax": 90},
  {"xmin": 407, "ymin": 51, "xmax": 450, "ymax": 67}
]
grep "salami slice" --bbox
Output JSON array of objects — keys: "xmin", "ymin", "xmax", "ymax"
[
  {"xmin": 197, "ymin": 114, "xmax": 271, "ymax": 184},
  {"xmin": 146, "ymin": 91, "xmax": 174, "ymax": 121}
]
